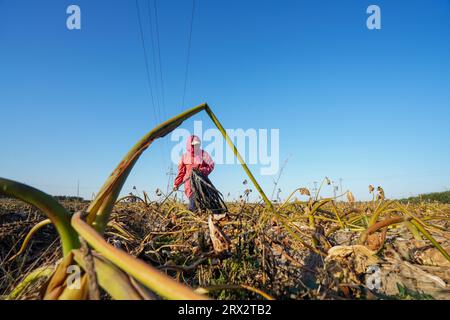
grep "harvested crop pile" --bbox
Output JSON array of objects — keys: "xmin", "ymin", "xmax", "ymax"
[{"xmin": 190, "ymin": 169, "xmax": 228, "ymax": 215}]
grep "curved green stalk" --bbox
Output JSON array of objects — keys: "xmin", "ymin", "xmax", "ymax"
[
  {"xmin": 88, "ymin": 103, "xmax": 274, "ymax": 233},
  {"xmin": 71, "ymin": 212, "xmax": 207, "ymax": 300},
  {"xmin": 330, "ymin": 201, "xmax": 345, "ymax": 228},
  {"xmin": 368, "ymin": 200, "xmax": 395, "ymax": 227},
  {"xmin": 8, "ymin": 219, "xmax": 52, "ymax": 262},
  {"xmin": 5, "ymin": 267, "xmax": 54, "ymax": 300},
  {"xmin": 310, "ymin": 198, "xmax": 334, "ymax": 215},
  {"xmin": 87, "ymin": 103, "xmax": 208, "ymax": 233},
  {"xmin": 278, "ymin": 187, "xmax": 311, "ymax": 210},
  {"xmin": 72, "ymin": 249, "xmax": 149, "ymax": 300},
  {"xmin": 204, "ymin": 105, "xmax": 273, "ymax": 210},
  {"xmin": 115, "ymin": 194, "xmax": 146, "ymax": 204},
  {"xmin": 404, "ymin": 221, "xmax": 422, "ymax": 240},
  {"xmin": 0, "ymin": 178, "xmax": 80, "ymax": 256},
  {"xmin": 195, "ymin": 284, "xmax": 275, "ymax": 300},
  {"xmin": 314, "ymin": 177, "xmax": 329, "ymax": 200},
  {"xmin": 410, "ymin": 219, "xmax": 450, "ymax": 262}
]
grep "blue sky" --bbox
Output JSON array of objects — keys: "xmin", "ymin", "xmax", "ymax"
[{"xmin": 1, "ymin": 0, "xmax": 450, "ymax": 201}]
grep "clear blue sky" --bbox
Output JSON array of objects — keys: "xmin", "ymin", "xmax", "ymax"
[{"xmin": 1, "ymin": 0, "xmax": 450, "ymax": 201}]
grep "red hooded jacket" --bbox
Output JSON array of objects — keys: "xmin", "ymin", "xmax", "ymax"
[{"xmin": 174, "ymin": 135, "xmax": 214, "ymax": 198}]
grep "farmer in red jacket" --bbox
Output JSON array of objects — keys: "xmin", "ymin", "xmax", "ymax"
[{"xmin": 174, "ymin": 135, "xmax": 214, "ymax": 211}]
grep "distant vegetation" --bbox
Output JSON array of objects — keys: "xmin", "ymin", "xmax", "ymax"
[
  {"xmin": 53, "ymin": 195, "xmax": 84, "ymax": 202},
  {"xmin": 401, "ymin": 191, "xmax": 450, "ymax": 204},
  {"xmin": 1, "ymin": 194, "xmax": 85, "ymax": 202}
]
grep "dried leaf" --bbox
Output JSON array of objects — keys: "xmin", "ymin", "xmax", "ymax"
[
  {"xmin": 326, "ymin": 245, "xmax": 380, "ymax": 274},
  {"xmin": 208, "ymin": 215, "xmax": 230, "ymax": 254},
  {"xmin": 299, "ymin": 188, "xmax": 311, "ymax": 196},
  {"xmin": 347, "ymin": 191, "xmax": 355, "ymax": 203}
]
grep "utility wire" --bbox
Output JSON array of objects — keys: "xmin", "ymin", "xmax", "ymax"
[
  {"xmin": 181, "ymin": 0, "xmax": 196, "ymax": 111},
  {"xmin": 153, "ymin": 0, "xmax": 167, "ymax": 119},
  {"xmin": 135, "ymin": 0, "xmax": 167, "ymax": 169},
  {"xmin": 135, "ymin": 0, "xmax": 158, "ymax": 126},
  {"xmin": 147, "ymin": 0, "xmax": 172, "ymax": 172},
  {"xmin": 147, "ymin": 0, "xmax": 162, "ymax": 121},
  {"xmin": 146, "ymin": 0, "xmax": 165, "ymax": 158}
]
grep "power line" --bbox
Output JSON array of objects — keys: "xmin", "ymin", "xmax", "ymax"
[
  {"xmin": 147, "ymin": 0, "xmax": 162, "ymax": 122},
  {"xmin": 181, "ymin": 0, "xmax": 196, "ymax": 110},
  {"xmin": 135, "ymin": 0, "xmax": 169, "ymax": 175},
  {"xmin": 147, "ymin": 0, "xmax": 172, "ymax": 174},
  {"xmin": 135, "ymin": 0, "xmax": 158, "ymax": 126},
  {"xmin": 153, "ymin": 0, "xmax": 166, "ymax": 118}
]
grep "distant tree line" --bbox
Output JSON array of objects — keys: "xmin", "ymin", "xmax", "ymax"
[
  {"xmin": 401, "ymin": 191, "xmax": 450, "ymax": 204},
  {"xmin": 1, "ymin": 194, "xmax": 85, "ymax": 201},
  {"xmin": 53, "ymin": 195, "xmax": 85, "ymax": 202}
]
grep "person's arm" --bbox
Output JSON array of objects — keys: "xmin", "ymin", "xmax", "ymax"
[
  {"xmin": 200, "ymin": 151, "xmax": 214, "ymax": 176},
  {"xmin": 174, "ymin": 159, "xmax": 186, "ymax": 189}
]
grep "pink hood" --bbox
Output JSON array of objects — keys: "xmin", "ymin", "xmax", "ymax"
[{"xmin": 184, "ymin": 135, "xmax": 203, "ymax": 165}]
